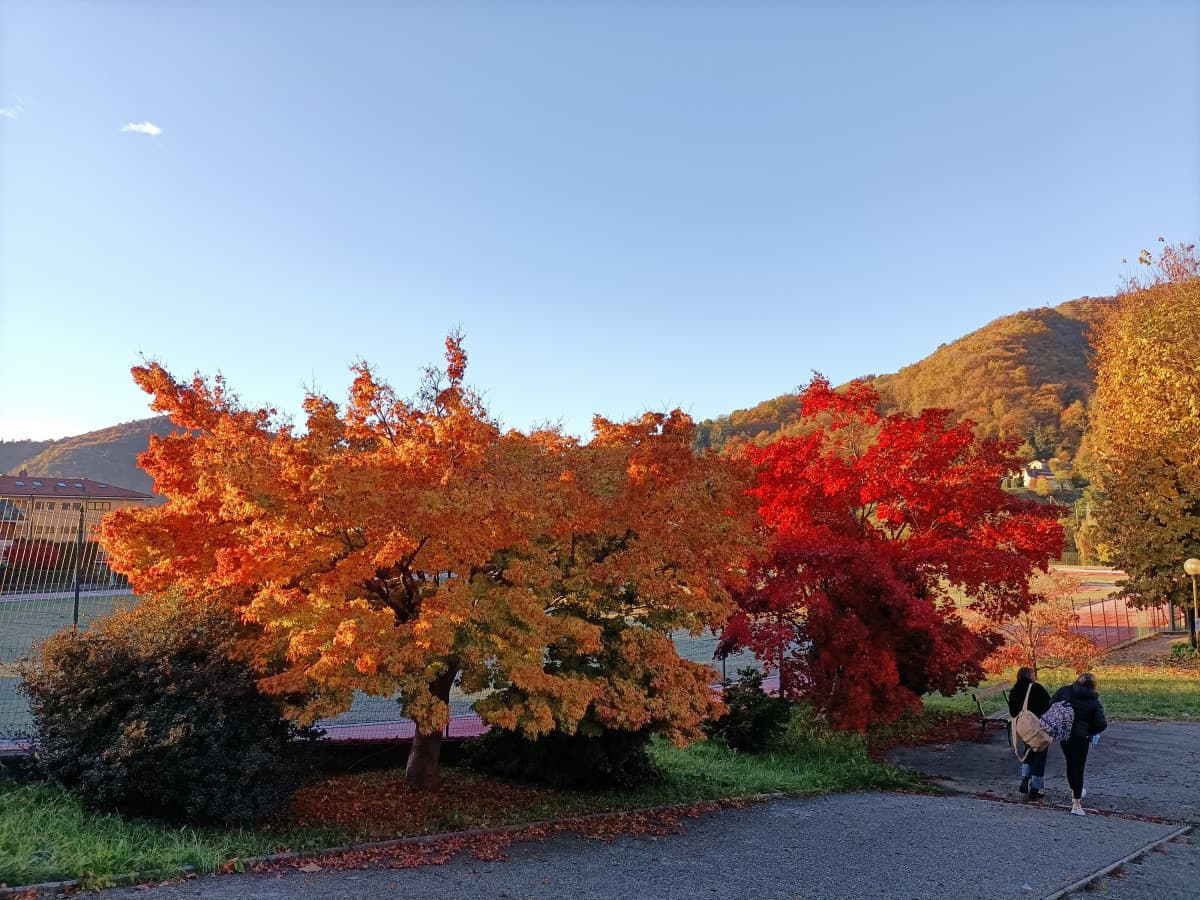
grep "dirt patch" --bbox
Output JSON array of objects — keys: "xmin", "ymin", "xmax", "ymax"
[{"xmin": 1103, "ymin": 633, "xmax": 1198, "ymax": 668}]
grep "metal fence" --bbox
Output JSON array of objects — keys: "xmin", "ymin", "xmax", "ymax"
[
  {"xmin": 11, "ymin": 506, "xmax": 1172, "ymax": 746},
  {"xmin": 0, "ymin": 496, "xmax": 760, "ymax": 745},
  {"xmin": 1070, "ymin": 593, "xmax": 1175, "ymax": 650},
  {"xmin": 1, "ymin": 501, "xmax": 138, "ymax": 746}
]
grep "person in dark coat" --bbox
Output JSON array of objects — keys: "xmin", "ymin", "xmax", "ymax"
[
  {"xmin": 1009, "ymin": 666, "xmax": 1051, "ymax": 799},
  {"xmin": 1052, "ymin": 672, "xmax": 1108, "ymax": 816}
]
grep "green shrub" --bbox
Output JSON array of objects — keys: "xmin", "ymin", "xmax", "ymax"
[
  {"xmin": 460, "ymin": 725, "xmax": 662, "ymax": 790},
  {"xmin": 19, "ymin": 593, "xmax": 313, "ymax": 825},
  {"xmin": 772, "ymin": 702, "xmax": 866, "ymax": 756},
  {"xmin": 1170, "ymin": 640, "xmax": 1198, "ymax": 661},
  {"xmin": 704, "ymin": 668, "xmax": 790, "ymax": 753}
]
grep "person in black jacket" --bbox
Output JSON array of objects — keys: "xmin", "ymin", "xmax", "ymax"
[
  {"xmin": 1052, "ymin": 672, "xmax": 1108, "ymax": 816},
  {"xmin": 1009, "ymin": 666, "xmax": 1051, "ymax": 800}
]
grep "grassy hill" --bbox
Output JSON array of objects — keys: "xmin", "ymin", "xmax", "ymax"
[
  {"xmin": 1, "ymin": 418, "xmax": 177, "ymax": 496},
  {"xmin": 696, "ymin": 296, "xmax": 1116, "ymax": 457}
]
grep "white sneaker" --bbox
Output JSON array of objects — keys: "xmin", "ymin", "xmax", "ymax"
[{"xmin": 1070, "ymin": 806, "xmax": 1085, "ymax": 817}]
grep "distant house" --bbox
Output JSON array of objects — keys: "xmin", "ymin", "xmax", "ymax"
[
  {"xmin": 0, "ymin": 472, "xmax": 154, "ymax": 551},
  {"xmin": 1021, "ymin": 460, "xmax": 1073, "ymax": 491}
]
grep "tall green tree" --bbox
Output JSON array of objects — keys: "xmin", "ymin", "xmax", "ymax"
[{"xmin": 1091, "ymin": 242, "xmax": 1200, "ymax": 643}]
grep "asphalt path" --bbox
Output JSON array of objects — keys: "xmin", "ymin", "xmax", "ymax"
[
  {"xmin": 885, "ymin": 720, "xmax": 1200, "ymax": 825},
  {"xmin": 886, "ymin": 720, "xmax": 1200, "ymax": 899},
  {"xmin": 89, "ymin": 793, "xmax": 1185, "ymax": 900},
  {"xmin": 46, "ymin": 722, "xmax": 1200, "ymax": 900}
]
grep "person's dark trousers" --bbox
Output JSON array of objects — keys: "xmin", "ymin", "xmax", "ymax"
[{"xmin": 1061, "ymin": 736, "xmax": 1091, "ymax": 800}]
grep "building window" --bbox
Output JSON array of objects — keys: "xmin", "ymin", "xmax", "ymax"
[
  {"xmin": 86, "ymin": 501, "xmax": 112, "ymax": 511},
  {"xmin": 34, "ymin": 502, "xmax": 44, "ymax": 510}
]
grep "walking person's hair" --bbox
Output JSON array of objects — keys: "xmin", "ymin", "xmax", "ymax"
[
  {"xmin": 1076, "ymin": 672, "xmax": 1097, "ymax": 690},
  {"xmin": 1017, "ymin": 666, "xmax": 1036, "ymax": 682}
]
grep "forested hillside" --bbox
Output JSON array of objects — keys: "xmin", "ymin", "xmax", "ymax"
[
  {"xmin": 696, "ymin": 296, "xmax": 1115, "ymax": 460},
  {"xmin": 0, "ymin": 417, "xmax": 176, "ymax": 495}
]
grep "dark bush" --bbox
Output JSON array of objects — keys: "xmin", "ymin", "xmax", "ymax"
[
  {"xmin": 19, "ymin": 593, "xmax": 313, "ymax": 825},
  {"xmin": 461, "ymin": 724, "xmax": 662, "ymax": 790},
  {"xmin": 704, "ymin": 668, "xmax": 790, "ymax": 753}
]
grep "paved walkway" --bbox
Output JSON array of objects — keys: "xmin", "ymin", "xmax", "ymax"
[
  {"xmin": 65, "ymin": 721, "xmax": 1198, "ymax": 900},
  {"xmin": 94, "ymin": 793, "xmax": 1182, "ymax": 900},
  {"xmin": 885, "ymin": 720, "xmax": 1199, "ymax": 899},
  {"xmin": 885, "ymin": 720, "xmax": 1200, "ymax": 825}
]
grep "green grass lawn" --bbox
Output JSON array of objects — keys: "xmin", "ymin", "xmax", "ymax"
[
  {"xmin": 0, "ymin": 780, "xmax": 336, "ymax": 890},
  {"xmin": 922, "ymin": 664, "xmax": 1199, "ymax": 720},
  {"xmin": 1089, "ymin": 665, "xmax": 1199, "ymax": 719},
  {"xmin": 644, "ymin": 737, "xmax": 920, "ymax": 800}
]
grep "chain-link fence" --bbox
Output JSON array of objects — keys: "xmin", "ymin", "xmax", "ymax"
[
  {"xmin": 3, "ymin": 503, "xmax": 1181, "ymax": 749},
  {"xmin": 1070, "ymin": 594, "xmax": 1174, "ymax": 650},
  {"xmin": 0, "ymin": 495, "xmax": 760, "ymax": 745},
  {"xmin": 0, "ymin": 501, "xmax": 139, "ymax": 747}
]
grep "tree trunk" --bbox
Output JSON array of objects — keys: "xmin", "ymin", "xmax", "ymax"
[
  {"xmin": 1187, "ymin": 607, "xmax": 1197, "ymax": 650},
  {"xmin": 404, "ymin": 668, "xmax": 457, "ymax": 790}
]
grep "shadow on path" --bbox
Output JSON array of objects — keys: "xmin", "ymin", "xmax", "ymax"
[{"xmin": 884, "ymin": 720, "xmax": 1200, "ymax": 825}]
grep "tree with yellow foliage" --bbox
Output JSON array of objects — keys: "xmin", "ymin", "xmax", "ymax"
[{"xmin": 1091, "ymin": 242, "xmax": 1200, "ymax": 644}]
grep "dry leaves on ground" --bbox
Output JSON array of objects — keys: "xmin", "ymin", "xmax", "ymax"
[{"xmin": 257, "ymin": 800, "xmax": 726, "ymax": 875}]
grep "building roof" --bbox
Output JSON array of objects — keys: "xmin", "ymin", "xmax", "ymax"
[{"xmin": 0, "ymin": 474, "xmax": 153, "ymax": 501}]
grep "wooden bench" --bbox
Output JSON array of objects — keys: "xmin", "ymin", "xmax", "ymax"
[{"xmin": 971, "ymin": 683, "xmax": 1011, "ymax": 743}]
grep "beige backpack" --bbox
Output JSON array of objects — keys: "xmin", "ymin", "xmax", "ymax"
[{"xmin": 1011, "ymin": 686, "xmax": 1052, "ymax": 761}]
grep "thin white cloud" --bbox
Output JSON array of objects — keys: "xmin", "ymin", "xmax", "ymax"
[
  {"xmin": 0, "ymin": 100, "xmax": 23, "ymax": 119},
  {"xmin": 121, "ymin": 121, "xmax": 162, "ymax": 137}
]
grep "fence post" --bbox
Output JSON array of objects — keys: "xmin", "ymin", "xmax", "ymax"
[{"xmin": 72, "ymin": 504, "xmax": 84, "ymax": 628}]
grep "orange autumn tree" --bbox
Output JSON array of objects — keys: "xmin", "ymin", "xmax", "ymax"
[
  {"xmin": 982, "ymin": 569, "xmax": 1099, "ymax": 675},
  {"xmin": 100, "ymin": 336, "xmax": 755, "ymax": 789}
]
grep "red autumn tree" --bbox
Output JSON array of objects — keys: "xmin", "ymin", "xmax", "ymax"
[
  {"xmin": 100, "ymin": 336, "xmax": 755, "ymax": 788},
  {"xmin": 721, "ymin": 376, "xmax": 1063, "ymax": 731}
]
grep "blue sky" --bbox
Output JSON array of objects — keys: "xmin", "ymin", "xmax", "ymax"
[{"xmin": 2, "ymin": 2, "xmax": 1197, "ymax": 442}]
